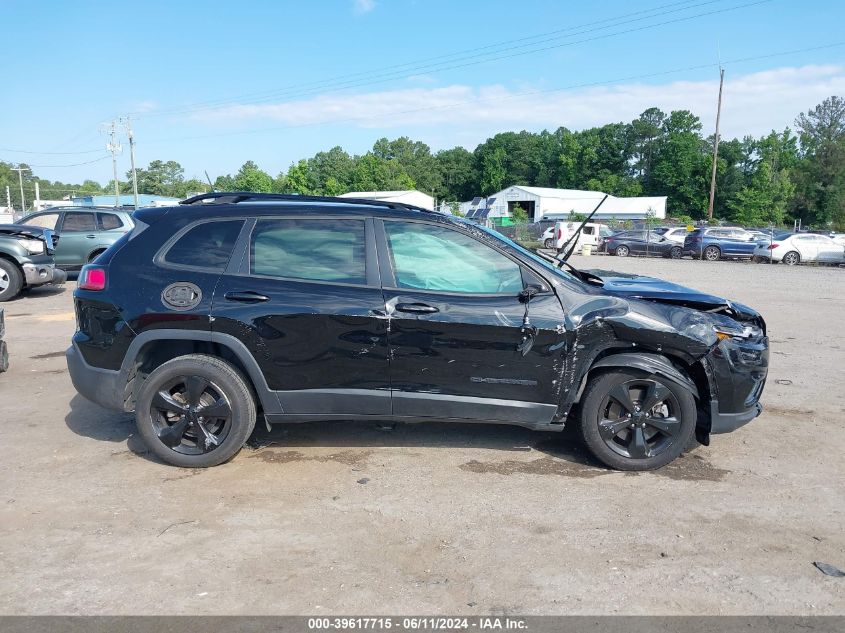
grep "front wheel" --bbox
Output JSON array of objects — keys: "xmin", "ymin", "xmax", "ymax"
[
  {"xmin": 669, "ymin": 246, "xmax": 682, "ymax": 259},
  {"xmin": 135, "ymin": 354, "xmax": 256, "ymax": 467},
  {"xmin": 0, "ymin": 260, "xmax": 23, "ymax": 302},
  {"xmin": 615, "ymin": 244, "xmax": 630, "ymax": 257},
  {"xmin": 578, "ymin": 369, "xmax": 696, "ymax": 470}
]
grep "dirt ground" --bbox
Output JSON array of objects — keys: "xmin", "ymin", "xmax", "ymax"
[{"xmin": 0, "ymin": 256, "xmax": 843, "ymax": 615}]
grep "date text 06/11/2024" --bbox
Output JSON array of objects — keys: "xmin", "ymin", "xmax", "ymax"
[{"xmin": 306, "ymin": 617, "xmax": 528, "ymax": 630}]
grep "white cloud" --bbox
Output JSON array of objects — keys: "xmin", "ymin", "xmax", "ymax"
[
  {"xmin": 133, "ymin": 100, "xmax": 158, "ymax": 113},
  {"xmin": 353, "ymin": 0, "xmax": 376, "ymax": 14},
  {"xmin": 188, "ymin": 65, "xmax": 845, "ymax": 141}
]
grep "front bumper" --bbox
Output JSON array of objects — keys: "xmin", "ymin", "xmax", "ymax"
[
  {"xmin": 22, "ymin": 262, "xmax": 66, "ymax": 287},
  {"xmin": 703, "ymin": 334, "xmax": 769, "ymax": 434},
  {"xmin": 66, "ymin": 342, "xmax": 124, "ymax": 411}
]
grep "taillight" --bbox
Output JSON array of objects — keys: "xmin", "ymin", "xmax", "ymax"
[
  {"xmin": 767, "ymin": 243, "xmax": 779, "ymax": 250},
  {"xmin": 557, "ymin": 227, "xmax": 562, "ymax": 240},
  {"xmin": 78, "ymin": 265, "xmax": 107, "ymax": 291}
]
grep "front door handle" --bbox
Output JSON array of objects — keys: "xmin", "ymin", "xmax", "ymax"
[
  {"xmin": 85, "ymin": 234, "xmax": 96, "ymax": 239},
  {"xmin": 395, "ymin": 302, "xmax": 439, "ymax": 314},
  {"xmin": 224, "ymin": 291, "xmax": 270, "ymax": 303}
]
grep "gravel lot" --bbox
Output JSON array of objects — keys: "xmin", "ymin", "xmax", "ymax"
[{"xmin": 0, "ymin": 256, "xmax": 843, "ymax": 615}]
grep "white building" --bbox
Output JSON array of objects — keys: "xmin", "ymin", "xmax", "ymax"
[
  {"xmin": 339, "ymin": 190, "xmax": 434, "ymax": 211},
  {"xmin": 460, "ymin": 186, "xmax": 667, "ymax": 222}
]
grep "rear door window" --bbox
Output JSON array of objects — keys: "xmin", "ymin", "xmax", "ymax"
[
  {"xmin": 61, "ymin": 212, "xmax": 96, "ymax": 232},
  {"xmin": 250, "ymin": 219, "xmax": 366, "ymax": 285},
  {"xmin": 163, "ymin": 220, "xmax": 244, "ymax": 271}
]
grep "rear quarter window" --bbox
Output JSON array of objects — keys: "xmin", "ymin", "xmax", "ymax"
[{"xmin": 162, "ymin": 220, "xmax": 244, "ymax": 271}]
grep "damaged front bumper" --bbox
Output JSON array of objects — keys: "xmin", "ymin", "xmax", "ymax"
[
  {"xmin": 701, "ymin": 332, "xmax": 769, "ymax": 434},
  {"xmin": 22, "ymin": 262, "xmax": 66, "ymax": 287}
]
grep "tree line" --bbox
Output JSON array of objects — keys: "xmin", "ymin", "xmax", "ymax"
[{"xmin": 3, "ymin": 96, "xmax": 844, "ymax": 229}]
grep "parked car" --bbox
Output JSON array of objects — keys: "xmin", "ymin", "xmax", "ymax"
[
  {"xmin": 67, "ymin": 192, "xmax": 769, "ymax": 471},
  {"xmin": 752, "ymin": 232, "xmax": 845, "ymax": 265},
  {"xmin": 605, "ymin": 230, "xmax": 683, "ymax": 259},
  {"xmin": 0, "ymin": 224, "xmax": 67, "ymax": 301},
  {"xmin": 547, "ymin": 221, "xmax": 613, "ymax": 251},
  {"xmin": 682, "ymin": 227, "xmax": 760, "ymax": 261},
  {"xmin": 658, "ymin": 227, "xmax": 691, "ymax": 244},
  {"xmin": 20, "ymin": 207, "xmax": 134, "ymax": 271}
]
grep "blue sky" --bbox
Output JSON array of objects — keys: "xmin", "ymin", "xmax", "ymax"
[{"xmin": 5, "ymin": 0, "xmax": 845, "ymax": 187}]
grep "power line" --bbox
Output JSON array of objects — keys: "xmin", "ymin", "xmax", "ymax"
[
  {"xmin": 0, "ymin": 146, "xmax": 105, "ymax": 155},
  {"xmin": 142, "ymin": 40, "xmax": 845, "ymax": 145},
  {"xmin": 141, "ymin": 0, "xmax": 709, "ymax": 116},
  {"xmin": 24, "ymin": 155, "xmax": 112, "ymax": 168},
  {"xmin": 136, "ymin": 0, "xmax": 757, "ymax": 120}
]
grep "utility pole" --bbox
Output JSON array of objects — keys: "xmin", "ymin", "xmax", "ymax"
[
  {"xmin": 5, "ymin": 186, "xmax": 11, "ymax": 213},
  {"xmin": 707, "ymin": 68, "xmax": 725, "ymax": 221},
  {"xmin": 104, "ymin": 120, "xmax": 122, "ymax": 208},
  {"xmin": 122, "ymin": 116, "xmax": 139, "ymax": 209},
  {"xmin": 11, "ymin": 165, "xmax": 30, "ymax": 215}
]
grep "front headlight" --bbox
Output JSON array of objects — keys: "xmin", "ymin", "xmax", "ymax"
[
  {"xmin": 714, "ymin": 323, "xmax": 759, "ymax": 341},
  {"xmin": 17, "ymin": 238, "xmax": 45, "ymax": 255}
]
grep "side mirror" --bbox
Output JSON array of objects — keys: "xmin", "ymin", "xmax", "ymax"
[{"xmin": 519, "ymin": 283, "xmax": 544, "ymax": 302}]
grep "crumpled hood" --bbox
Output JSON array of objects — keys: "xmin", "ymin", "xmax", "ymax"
[
  {"xmin": 0, "ymin": 224, "xmax": 48, "ymax": 240},
  {"xmin": 585, "ymin": 268, "xmax": 764, "ymax": 327}
]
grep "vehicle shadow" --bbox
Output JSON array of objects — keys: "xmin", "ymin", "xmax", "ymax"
[
  {"xmin": 64, "ymin": 394, "xmax": 153, "ymax": 460},
  {"xmin": 245, "ymin": 418, "xmax": 600, "ymax": 467},
  {"xmin": 9, "ymin": 284, "xmax": 67, "ymax": 301},
  {"xmin": 64, "ymin": 393, "xmax": 599, "ymax": 468}
]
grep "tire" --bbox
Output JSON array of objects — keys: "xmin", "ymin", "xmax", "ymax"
[
  {"xmin": 135, "ymin": 354, "xmax": 256, "ymax": 467},
  {"xmin": 0, "ymin": 340, "xmax": 8, "ymax": 373},
  {"xmin": 669, "ymin": 246, "xmax": 682, "ymax": 259},
  {"xmin": 703, "ymin": 245, "xmax": 721, "ymax": 261},
  {"xmin": 0, "ymin": 259, "xmax": 23, "ymax": 302},
  {"xmin": 544, "ymin": 238, "xmax": 554, "ymax": 249},
  {"xmin": 782, "ymin": 251, "xmax": 800, "ymax": 266},
  {"xmin": 615, "ymin": 244, "xmax": 630, "ymax": 257},
  {"xmin": 578, "ymin": 369, "xmax": 696, "ymax": 471}
]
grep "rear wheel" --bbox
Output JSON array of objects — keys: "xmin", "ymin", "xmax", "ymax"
[
  {"xmin": 578, "ymin": 369, "xmax": 696, "ymax": 471},
  {"xmin": 669, "ymin": 246, "xmax": 682, "ymax": 259},
  {"xmin": 0, "ymin": 260, "xmax": 23, "ymax": 302},
  {"xmin": 544, "ymin": 238, "xmax": 554, "ymax": 249},
  {"xmin": 135, "ymin": 354, "xmax": 256, "ymax": 467},
  {"xmin": 703, "ymin": 245, "xmax": 721, "ymax": 261},
  {"xmin": 782, "ymin": 251, "xmax": 800, "ymax": 266},
  {"xmin": 615, "ymin": 244, "xmax": 630, "ymax": 257}
]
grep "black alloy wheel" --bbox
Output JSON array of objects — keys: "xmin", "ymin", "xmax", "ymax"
[
  {"xmin": 578, "ymin": 370, "xmax": 696, "ymax": 470},
  {"xmin": 150, "ymin": 375, "xmax": 233, "ymax": 455},
  {"xmin": 136, "ymin": 354, "xmax": 256, "ymax": 467},
  {"xmin": 669, "ymin": 246, "xmax": 683, "ymax": 259}
]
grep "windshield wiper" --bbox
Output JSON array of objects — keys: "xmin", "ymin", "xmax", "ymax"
[{"xmin": 532, "ymin": 249, "xmax": 604, "ymax": 285}]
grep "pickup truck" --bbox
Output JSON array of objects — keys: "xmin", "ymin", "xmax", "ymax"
[{"xmin": 0, "ymin": 224, "xmax": 67, "ymax": 301}]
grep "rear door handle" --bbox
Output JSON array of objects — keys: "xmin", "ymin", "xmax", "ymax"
[
  {"xmin": 395, "ymin": 302, "xmax": 439, "ymax": 314},
  {"xmin": 85, "ymin": 234, "xmax": 96, "ymax": 239},
  {"xmin": 224, "ymin": 291, "xmax": 270, "ymax": 303}
]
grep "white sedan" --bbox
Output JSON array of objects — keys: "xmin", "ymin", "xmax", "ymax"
[{"xmin": 752, "ymin": 232, "xmax": 845, "ymax": 265}]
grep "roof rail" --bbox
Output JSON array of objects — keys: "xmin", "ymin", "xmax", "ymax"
[{"xmin": 180, "ymin": 191, "xmax": 431, "ymax": 213}]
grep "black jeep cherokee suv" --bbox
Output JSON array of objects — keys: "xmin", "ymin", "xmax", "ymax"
[{"xmin": 66, "ymin": 192, "xmax": 769, "ymax": 470}]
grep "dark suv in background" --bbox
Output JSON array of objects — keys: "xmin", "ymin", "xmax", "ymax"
[{"xmin": 66, "ymin": 193, "xmax": 769, "ymax": 470}]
